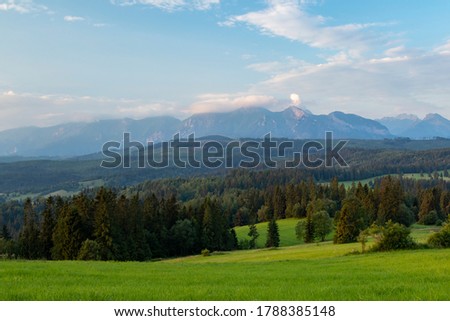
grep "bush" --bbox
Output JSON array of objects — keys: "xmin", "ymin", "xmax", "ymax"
[
  {"xmin": 0, "ymin": 238, "xmax": 17, "ymax": 259},
  {"xmin": 295, "ymin": 220, "xmax": 306, "ymax": 241},
  {"xmin": 201, "ymin": 249, "xmax": 210, "ymax": 257},
  {"xmin": 77, "ymin": 239, "xmax": 101, "ymax": 261},
  {"xmin": 420, "ymin": 210, "xmax": 438, "ymax": 225},
  {"xmin": 428, "ymin": 231, "xmax": 450, "ymax": 248},
  {"xmin": 427, "ymin": 215, "xmax": 450, "ymax": 248},
  {"xmin": 369, "ymin": 221, "xmax": 417, "ymax": 252},
  {"xmin": 238, "ymin": 239, "xmax": 250, "ymax": 250}
]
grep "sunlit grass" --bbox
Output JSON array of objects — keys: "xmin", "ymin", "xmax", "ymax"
[{"xmin": 1, "ymin": 220, "xmax": 447, "ymax": 301}]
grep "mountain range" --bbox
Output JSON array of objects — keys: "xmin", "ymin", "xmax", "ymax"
[
  {"xmin": 0, "ymin": 106, "xmax": 448, "ymax": 157},
  {"xmin": 378, "ymin": 113, "xmax": 450, "ymax": 138}
]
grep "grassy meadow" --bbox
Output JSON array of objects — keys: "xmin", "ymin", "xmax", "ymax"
[{"xmin": 1, "ymin": 220, "xmax": 449, "ymax": 301}]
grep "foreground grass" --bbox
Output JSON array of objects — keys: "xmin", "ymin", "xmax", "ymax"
[{"xmin": 1, "ymin": 245, "xmax": 449, "ymax": 301}]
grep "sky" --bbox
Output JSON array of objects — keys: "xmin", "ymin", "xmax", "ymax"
[{"xmin": 1, "ymin": 0, "xmax": 450, "ymax": 131}]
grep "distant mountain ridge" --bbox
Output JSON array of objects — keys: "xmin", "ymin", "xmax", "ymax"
[
  {"xmin": 378, "ymin": 113, "xmax": 450, "ymax": 138},
  {"xmin": 0, "ymin": 106, "xmax": 448, "ymax": 157},
  {"xmin": 180, "ymin": 106, "xmax": 391, "ymax": 140}
]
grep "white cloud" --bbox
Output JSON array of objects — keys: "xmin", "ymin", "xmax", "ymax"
[
  {"xmin": 290, "ymin": 93, "xmax": 301, "ymax": 106},
  {"xmin": 117, "ymin": 102, "xmax": 177, "ymax": 118},
  {"xmin": 434, "ymin": 40, "xmax": 450, "ymax": 55},
  {"xmin": 244, "ymin": 43, "xmax": 450, "ymax": 119},
  {"xmin": 93, "ymin": 23, "xmax": 109, "ymax": 28},
  {"xmin": 110, "ymin": 0, "xmax": 219, "ymax": 11},
  {"xmin": 188, "ymin": 93, "xmax": 278, "ymax": 114},
  {"xmin": 223, "ymin": 0, "xmax": 391, "ymax": 57},
  {"xmin": 0, "ymin": 0, "xmax": 48, "ymax": 14},
  {"xmin": 64, "ymin": 15, "xmax": 85, "ymax": 22},
  {"xmin": 0, "ymin": 91, "xmax": 183, "ymax": 131},
  {"xmin": 247, "ymin": 57, "xmax": 310, "ymax": 75},
  {"xmin": 2, "ymin": 90, "xmax": 16, "ymax": 96}
]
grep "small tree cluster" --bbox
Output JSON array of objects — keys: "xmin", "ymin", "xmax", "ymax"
[
  {"xmin": 295, "ymin": 211, "xmax": 333, "ymax": 243},
  {"xmin": 427, "ymin": 215, "xmax": 450, "ymax": 248}
]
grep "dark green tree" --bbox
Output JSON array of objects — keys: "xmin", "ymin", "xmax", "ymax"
[
  {"xmin": 377, "ymin": 176, "xmax": 411, "ymax": 225},
  {"xmin": 19, "ymin": 198, "xmax": 41, "ymax": 259},
  {"xmin": 52, "ymin": 204, "xmax": 85, "ymax": 260},
  {"xmin": 304, "ymin": 212, "xmax": 315, "ymax": 243},
  {"xmin": 169, "ymin": 219, "xmax": 197, "ymax": 256},
  {"xmin": 248, "ymin": 223, "xmax": 259, "ymax": 249},
  {"xmin": 1, "ymin": 224, "xmax": 11, "ymax": 240},
  {"xmin": 273, "ymin": 186, "xmax": 286, "ymax": 219},
  {"xmin": 93, "ymin": 188, "xmax": 115, "ymax": 260},
  {"xmin": 265, "ymin": 219, "xmax": 280, "ymax": 248},
  {"xmin": 312, "ymin": 210, "xmax": 333, "ymax": 242},
  {"xmin": 334, "ymin": 197, "xmax": 367, "ymax": 244},
  {"xmin": 40, "ymin": 197, "xmax": 56, "ymax": 260},
  {"xmin": 202, "ymin": 198, "xmax": 227, "ymax": 251}
]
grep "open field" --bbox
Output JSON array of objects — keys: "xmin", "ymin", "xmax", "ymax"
[
  {"xmin": 234, "ymin": 219, "xmax": 438, "ymax": 247},
  {"xmin": 234, "ymin": 218, "xmax": 310, "ymax": 248},
  {"xmin": 339, "ymin": 171, "xmax": 449, "ymax": 188},
  {"xmin": 1, "ymin": 221, "xmax": 448, "ymax": 301}
]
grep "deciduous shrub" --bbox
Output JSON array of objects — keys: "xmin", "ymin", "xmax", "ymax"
[
  {"xmin": 367, "ymin": 221, "xmax": 417, "ymax": 252},
  {"xmin": 428, "ymin": 215, "xmax": 450, "ymax": 248}
]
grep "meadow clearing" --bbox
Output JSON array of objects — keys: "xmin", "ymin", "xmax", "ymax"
[{"xmin": 1, "ymin": 220, "xmax": 448, "ymax": 301}]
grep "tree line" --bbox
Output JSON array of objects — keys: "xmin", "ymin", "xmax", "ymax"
[{"xmin": 1, "ymin": 173, "xmax": 449, "ymax": 260}]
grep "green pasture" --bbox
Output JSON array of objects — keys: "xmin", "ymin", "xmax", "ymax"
[{"xmin": 0, "ymin": 220, "xmax": 448, "ymax": 301}]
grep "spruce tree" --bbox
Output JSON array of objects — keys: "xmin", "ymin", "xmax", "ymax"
[
  {"xmin": 334, "ymin": 197, "xmax": 367, "ymax": 244},
  {"xmin": 52, "ymin": 204, "xmax": 84, "ymax": 260},
  {"xmin": 40, "ymin": 197, "xmax": 56, "ymax": 260},
  {"xmin": 304, "ymin": 212, "xmax": 315, "ymax": 243},
  {"xmin": 248, "ymin": 224, "xmax": 259, "ymax": 249},
  {"xmin": 265, "ymin": 219, "xmax": 280, "ymax": 248},
  {"xmin": 94, "ymin": 188, "xmax": 114, "ymax": 260},
  {"xmin": 19, "ymin": 198, "xmax": 41, "ymax": 259},
  {"xmin": 1, "ymin": 224, "xmax": 11, "ymax": 240}
]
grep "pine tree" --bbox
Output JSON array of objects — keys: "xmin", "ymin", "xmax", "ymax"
[
  {"xmin": 202, "ymin": 197, "xmax": 226, "ymax": 251},
  {"xmin": 40, "ymin": 197, "xmax": 56, "ymax": 260},
  {"xmin": 273, "ymin": 186, "xmax": 286, "ymax": 219},
  {"xmin": 377, "ymin": 176, "xmax": 409, "ymax": 225},
  {"xmin": 19, "ymin": 198, "xmax": 41, "ymax": 259},
  {"xmin": 1, "ymin": 224, "xmax": 11, "ymax": 240},
  {"xmin": 265, "ymin": 219, "xmax": 280, "ymax": 248},
  {"xmin": 52, "ymin": 204, "xmax": 84, "ymax": 260},
  {"xmin": 93, "ymin": 188, "xmax": 115, "ymax": 260},
  {"xmin": 304, "ymin": 212, "xmax": 315, "ymax": 243},
  {"xmin": 334, "ymin": 197, "xmax": 367, "ymax": 244},
  {"xmin": 130, "ymin": 194, "xmax": 151, "ymax": 261},
  {"xmin": 248, "ymin": 224, "xmax": 259, "ymax": 249}
]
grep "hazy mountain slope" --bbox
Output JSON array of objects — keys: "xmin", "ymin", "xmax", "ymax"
[{"xmin": 0, "ymin": 106, "xmax": 411, "ymax": 157}]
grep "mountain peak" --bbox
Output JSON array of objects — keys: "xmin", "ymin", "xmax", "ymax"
[
  {"xmin": 284, "ymin": 106, "xmax": 307, "ymax": 120},
  {"xmin": 424, "ymin": 113, "xmax": 446, "ymax": 121}
]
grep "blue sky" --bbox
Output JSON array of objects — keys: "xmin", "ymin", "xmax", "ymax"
[{"xmin": 1, "ymin": 0, "xmax": 450, "ymax": 130}]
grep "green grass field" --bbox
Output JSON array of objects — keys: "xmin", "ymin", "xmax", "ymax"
[
  {"xmin": 234, "ymin": 218, "xmax": 310, "ymax": 248},
  {"xmin": 1, "ymin": 220, "xmax": 449, "ymax": 301}
]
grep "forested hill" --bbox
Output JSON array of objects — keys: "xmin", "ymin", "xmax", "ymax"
[
  {"xmin": 1, "ymin": 171, "xmax": 449, "ymax": 261},
  {"xmin": 0, "ymin": 141, "xmax": 449, "ymax": 196}
]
